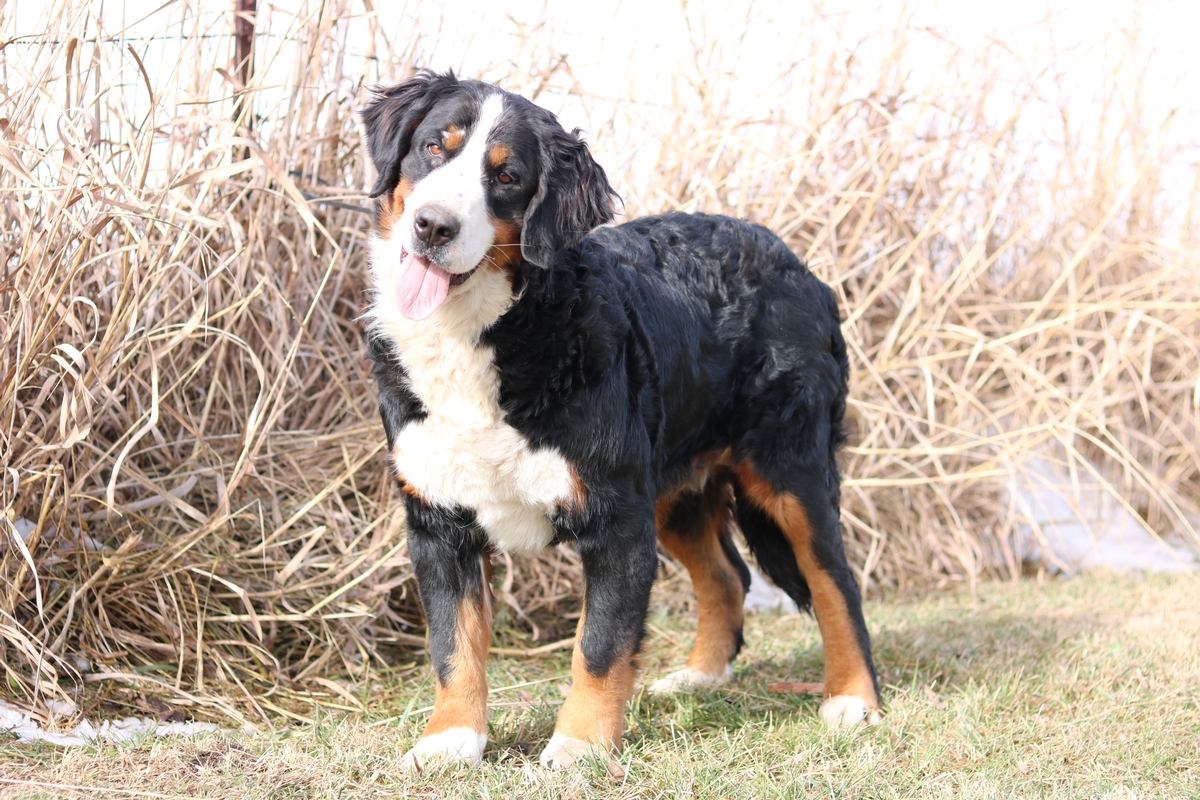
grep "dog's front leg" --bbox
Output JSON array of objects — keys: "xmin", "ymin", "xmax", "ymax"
[
  {"xmin": 540, "ymin": 506, "xmax": 658, "ymax": 769},
  {"xmin": 400, "ymin": 503, "xmax": 491, "ymax": 772}
]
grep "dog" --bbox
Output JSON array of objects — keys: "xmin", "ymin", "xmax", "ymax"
[{"xmin": 360, "ymin": 69, "xmax": 881, "ymax": 771}]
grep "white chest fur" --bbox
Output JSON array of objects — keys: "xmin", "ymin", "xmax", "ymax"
[{"xmin": 368, "ymin": 251, "xmax": 576, "ymax": 553}]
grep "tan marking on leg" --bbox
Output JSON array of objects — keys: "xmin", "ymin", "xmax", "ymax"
[
  {"xmin": 488, "ymin": 143, "xmax": 510, "ymax": 168},
  {"xmin": 655, "ymin": 494, "xmax": 744, "ymax": 676},
  {"xmin": 392, "ymin": 459, "xmax": 429, "ymax": 504},
  {"xmin": 733, "ymin": 463, "xmax": 878, "ymax": 706},
  {"xmin": 552, "ymin": 610, "xmax": 637, "ymax": 750},
  {"xmin": 397, "ymin": 477, "xmax": 426, "ymax": 503},
  {"xmin": 443, "ymin": 125, "xmax": 464, "ymax": 151},
  {"xmin": 423, "ymin": 594, "xmax": 491, "ymax": 737},
  {"xmin": 563, "ymin": 464, "xmax": 588, "ymax": 512}
]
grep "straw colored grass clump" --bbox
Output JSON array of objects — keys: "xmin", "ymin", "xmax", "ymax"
[{"xmin": 2, "ymin": 1, "xmax": 1197, "ymax": 723}]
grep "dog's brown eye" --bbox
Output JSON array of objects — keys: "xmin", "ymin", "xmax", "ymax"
[
  {"xmin": 427, "ymin": 143, "xmax": 442, "ymax": 156},
  {"xmin": 496, "ymin": 172, "xmax": 513, "ymax": 185}
]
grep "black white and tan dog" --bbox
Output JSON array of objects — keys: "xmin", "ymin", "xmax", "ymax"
[{"xmin": 360, "ymin": 69, "xmax": 881, "ymax": 770}]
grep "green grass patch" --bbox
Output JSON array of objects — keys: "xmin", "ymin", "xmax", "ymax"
[{"xmin": 3, "ymin": 572, "xmax": 1198, "ymax": 798}]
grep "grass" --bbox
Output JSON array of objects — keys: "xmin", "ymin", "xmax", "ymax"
[{"xmin": 3, "ymin": 572, "xmax": 1198, "ymax": 799}]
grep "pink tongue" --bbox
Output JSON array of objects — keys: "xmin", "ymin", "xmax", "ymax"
[{"xmin": 395, "ymin": 252, "xmax": 451, "ymax": 320}]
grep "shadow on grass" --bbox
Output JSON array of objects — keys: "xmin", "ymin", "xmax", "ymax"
[
  {"xmin": 871, "ymin": 607, "xmax": 1106, "ymax": 689},
  {"xmin": 547, "ymin": 604, "xmax": 1113, "ymax": 751}
]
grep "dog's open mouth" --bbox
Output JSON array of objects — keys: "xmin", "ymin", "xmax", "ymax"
[{"xmin": 395, "ymin": 251, "xmax": 477, "ymax": 320}]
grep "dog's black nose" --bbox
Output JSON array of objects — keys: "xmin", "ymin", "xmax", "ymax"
[{"xmin": 413, "ymin": 207, "xmax": 460, "ymax": 248}]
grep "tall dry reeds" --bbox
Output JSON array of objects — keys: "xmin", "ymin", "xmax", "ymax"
[{"xmin": 2, "ymin": 1, "xmax": 1197, "ymax": 723}]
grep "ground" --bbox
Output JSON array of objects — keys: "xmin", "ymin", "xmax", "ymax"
[{"xmin": 2, "ymin": 572, "xmax": 1198, "ymax": 799}]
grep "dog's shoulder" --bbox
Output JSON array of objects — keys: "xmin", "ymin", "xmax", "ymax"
[
  {"xmin": 367, "ymin": 333, "xmax": 426, "ymax": 448},
  {"xmin": 480, "ymin": 243, "xmax": 633, "ymax": 432}
]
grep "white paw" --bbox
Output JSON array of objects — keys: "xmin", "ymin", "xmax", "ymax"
[
  {"xmin": 538, "ymin": 733, "xmax": 599, "ymax": 770},
  {"xmin": 647, "ymin": 664, "xmax": 733, "ymax": 695},
  {"xmin": 399, "ymin": 727, "xmax": 486, "ymax": 773},
  {"xmin": 818, "ymin": 695, "xmax": 881, "ymax": 729}
]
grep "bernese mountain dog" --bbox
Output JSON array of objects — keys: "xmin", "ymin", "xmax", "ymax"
[{"xmin": 360, "ymin": 69, "xmax": 881, "ymax": 771}]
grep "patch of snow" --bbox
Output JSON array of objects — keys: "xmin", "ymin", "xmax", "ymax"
[
  {"xmin": 1010, "ymin": 457, "xmax": 1199, "ymax": 575},
  {"xmin": 9, "ymin": 517, "xmax": 110, "ymax": 551},
  {"xmin": 0, "ymin": 700, "xmax": 220, "ymax": 747},
  {"xmin": 12, "ymin": 516, "xmax": 37, "ymax": 542},
  {"xmin": 743, "ymin": 566, "xmax": 799, "ymax": 613}
]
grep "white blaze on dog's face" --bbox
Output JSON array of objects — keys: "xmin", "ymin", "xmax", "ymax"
[
  {"xmin": 362, "ymin": 72, "xmax": 618, "ymax": 327},
  {"xmin": 398, "ymin": 94, "xmax": 504, "ymax": 268},
  {"xmin": 366, "ymin": 86, "xmax": 541, "ymax": 324}
]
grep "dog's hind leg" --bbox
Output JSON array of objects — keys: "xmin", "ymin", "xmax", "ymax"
[
  {"xmin": 400, "ymin": 504, "xmax": 492, "ymax": 772},
  {"xmin": 649, "ymin": 475, "xmax": 751, "ymax": 693},
  {"xmin": 733, "ymin": 461, "xmax": 881, "ymax": 728},
  {"xmin": 540, "ymin": 505, "xmax": 658, "ymax": 769}
]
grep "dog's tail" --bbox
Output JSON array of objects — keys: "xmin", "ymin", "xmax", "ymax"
[{"xmin": 730, "ymin": 475, "xmax": 814, "ymax": 612}]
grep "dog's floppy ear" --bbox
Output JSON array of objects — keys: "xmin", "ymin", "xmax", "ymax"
[
  {"xmin": 521, "ymin": 121, "xmax": 619, "ymax": 268},
  {"xmin": 362, "ymin": 69, "xmax": 460, "ymax": 198}
]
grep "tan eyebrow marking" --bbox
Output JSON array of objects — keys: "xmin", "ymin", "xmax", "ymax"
[
  {"xmin": 488, "ymin": 143, "xmax": 510, "ymax": 168},
  {"xmin": 443, "ymin": 125, "xmax": 464, "ymax": 150}
]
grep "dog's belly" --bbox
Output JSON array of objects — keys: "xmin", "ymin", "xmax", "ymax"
[{"xmin": 392, "ymin": 415, "xmax": 574, "ymax": 552}]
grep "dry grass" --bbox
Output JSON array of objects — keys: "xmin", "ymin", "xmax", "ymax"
[
  {"xmin": 2, "ymin": 1, "xmax": 1198, "ymax": 725},
  {"xmin": 3, "ymin": 573, "xmax": 1198, "ymax": 798}
]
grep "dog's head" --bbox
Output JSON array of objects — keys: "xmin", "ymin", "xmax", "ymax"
[{"xmin": 361, "ymin": 70, "xmax": 618, "ymax": 321}]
